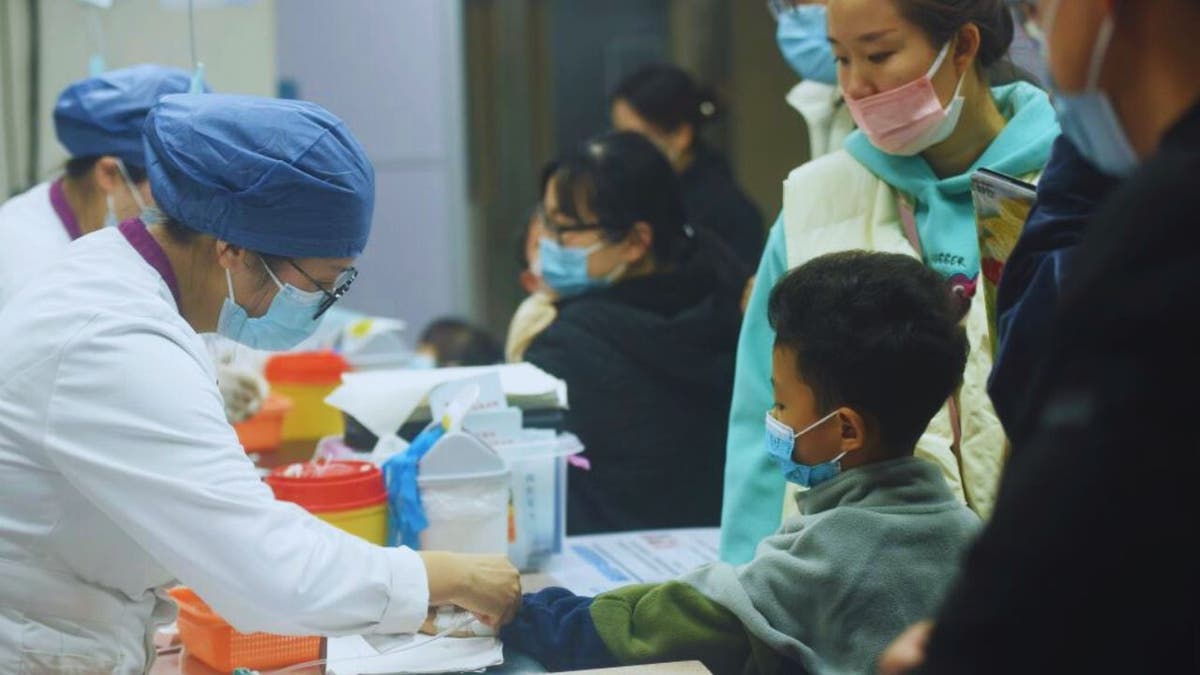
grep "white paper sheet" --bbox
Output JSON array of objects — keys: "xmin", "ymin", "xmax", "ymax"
[
  {"xmin": 326, "ymin": 634, "xmax": 503, "ymax": 675},
  {"xmin": 532, "ymin": 528, "xmax": 721, "ymax": 596},
  {"xmin": 326, "ymin": 363, "xmax": 567, "ymax": 440}
]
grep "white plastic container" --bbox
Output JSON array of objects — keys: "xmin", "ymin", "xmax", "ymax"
[
  {"xmin": 493, "ymin": 432, "xmax": 583, "ymax": 571},
  {"xmin": 417, "ymin": 432, "xmax": 510, "ymax": 554}
]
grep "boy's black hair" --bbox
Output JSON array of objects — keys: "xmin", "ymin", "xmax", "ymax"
[
  {"xmin": 418, "ymin": 317, "xmax": 503, "ymax": 367},
  {"xmin": 767, "ymin": 251, "xmax": 968, "ymax": 454},
  {"xmin": 546, "ymin": 131, "xmax": 691, "ymax": 264}
]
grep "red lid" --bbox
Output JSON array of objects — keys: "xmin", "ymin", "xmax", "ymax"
[
  {"xmin": 265, "ymin": 460, "xmax": 386, "ymax": 513},
  {"xmin": 264, "ymin": 351, "xmax": 349, "ymax": 385}
]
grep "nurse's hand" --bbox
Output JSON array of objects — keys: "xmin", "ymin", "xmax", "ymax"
[
  {"xmin": 419, "ymin": 551, "xmax": 522, "ymax": 628},
  {"xmin": 217, "ymin": 363, "xmax": 268, "ymax": 424}
]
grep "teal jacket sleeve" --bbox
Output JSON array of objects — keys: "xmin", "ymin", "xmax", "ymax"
[{"xmin": 719, "ymin": 213, "xmax": 789, "ymax": 564}]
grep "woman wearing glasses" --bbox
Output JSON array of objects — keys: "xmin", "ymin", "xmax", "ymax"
[
  {"xmin": 0, "ymin": 94, "xmax": 519, "ymax": 671},
  {"xmin": 524, "ymin": 131, "xmax": 750, "ymax": 535}
]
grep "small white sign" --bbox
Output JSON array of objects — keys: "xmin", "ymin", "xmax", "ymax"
[
  {"xmin": 427, "ymin": 372, "xmax": 506, "ymax": 421},
  {"xmin": 461, "ymin": 408, "xmax": 523, "ymax": 446}
]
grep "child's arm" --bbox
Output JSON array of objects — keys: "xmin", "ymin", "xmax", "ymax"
[
  {"xmin": 504, "ymin": 582, "xmax": 780, "ymax": 673},
  {"xmin": 499, "ymin": 587, "xmax": 620, "ymax": 672},
  {"xmin": 590, "ymin": 581, "xmax": 769, "ymax": 674}
]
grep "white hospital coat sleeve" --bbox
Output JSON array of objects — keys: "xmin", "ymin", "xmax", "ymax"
[{"xmin": 43, "ymin": 322, "xmax": 428, "ymax": 636}]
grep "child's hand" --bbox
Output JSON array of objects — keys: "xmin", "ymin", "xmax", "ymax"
[{"xmin": 878, "ymin": 620, "xmax": 934, "ymax": 675}]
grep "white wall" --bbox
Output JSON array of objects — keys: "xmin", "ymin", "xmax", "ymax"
[
  {"xmin": 1, "ymin": 0, "xmax": 35, "ymax": 197},
  {"xmin": 34, "ymin": 0, "xmax": 277, "ymax": 180},
  {"xmin": 276, "ymin": 0, "xmax": 473, "ymax": 339}
]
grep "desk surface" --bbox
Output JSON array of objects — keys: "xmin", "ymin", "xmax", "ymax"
[
  {"xmin": 151, "ymin": 529, "xmax": 721, "ymax": 674},
  {"xmin": 151, "ymin": 653, "xmax": 710, "ymax": 675}
]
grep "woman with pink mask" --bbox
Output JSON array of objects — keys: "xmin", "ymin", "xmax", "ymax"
[{"xmin": 720, "ymin": 0, "xmax": 1059, "ymax": 564}]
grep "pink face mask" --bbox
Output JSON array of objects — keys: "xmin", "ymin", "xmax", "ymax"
[{"xmin": 844, "ymin": 42, "xmax": 966, "ymax": 156}]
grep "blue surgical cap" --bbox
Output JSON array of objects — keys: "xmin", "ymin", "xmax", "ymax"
[
  {"xmin": 143, "ymin": 94, "xmax": 375, "ymax": 259},
  {"xmin": 54, "ymin": 64, "xmax": 197, "ymax": 169}
]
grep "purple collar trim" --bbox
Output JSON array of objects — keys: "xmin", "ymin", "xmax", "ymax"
[
  {"xmin": 49, "ymin": 179, "xmax": 83, "ymax": 241},
  {"xmin": 118, "ymin": 220, "xmax": 182, "ymax": 308}
]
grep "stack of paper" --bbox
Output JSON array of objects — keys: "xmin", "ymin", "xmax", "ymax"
[
  {"xmin": 325, "ymin": 634, "xmax": 503, "ymax": 675},
  {"xmin": 525, "ymin": 528, "xmax": 721, "ymax": 596},
  {"xmin": 326, "ymin": 363, "xmax": 568, "ymax": 441}
]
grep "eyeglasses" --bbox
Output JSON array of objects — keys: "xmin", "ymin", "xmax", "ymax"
[
  {"xmin": 536, "ymin": 204, "xmax": 608, "ymax": 245},
  {"xmin": 287, "ymin": 260, "xmax": 358, "ymax": 320}
]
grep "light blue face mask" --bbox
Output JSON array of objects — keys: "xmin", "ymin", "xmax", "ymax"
[
  {"xmin": 775, "ymin": 4, "xmax": 837, "ymax": 86},
  {"xmin": 765, "ymin": 409, "xmax": 844, "ymax": 488},
  {"xmin": 217, "ymin": 258, "xmax": 325, "ymax": 351},
  {"xmin": 1038, "ymin": 0, "xmax": 1138, "ymax": 176},
  {"xmin": 538, "ymin": 237, "xmax": 625, "ymax": 298}
]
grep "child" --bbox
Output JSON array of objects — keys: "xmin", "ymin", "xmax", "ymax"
[
  {"xmin": 416, "ymin": 317, "xmax": 503, "ymax": 367},
  {"xmin": 499, "ymin": 251, "xmax": 981, "ymax": 674}
]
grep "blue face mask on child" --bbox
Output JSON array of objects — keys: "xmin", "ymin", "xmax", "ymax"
[
  {"xmin": 217, "ymin": 258, "xmax": 325, "ymax": 351},
  {"xmin": 765, "ymin": 409, "xmax": 844, "ymax": 488},
  {"xmin": 538, "ymin": 237, "xmax": 626, "ymax": 297},
  {"xmin": 775, "ymin": 4, "xmax": 837, "ymax": 86}
]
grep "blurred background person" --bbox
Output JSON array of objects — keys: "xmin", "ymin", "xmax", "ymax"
[
  {"xmin": 417, "ymin": 316, "xmax": 504, "ymax": 368},
  {"xmin": 525, "ymin": 131, "xmax": 749, "ymax": 534},
  {"xmin": 0, "ymin": 64, "xmax": 192, "ymax": 307},
  {"xmin": 611, "ymin": 63, "xmax": 765, "ymax": 267}
]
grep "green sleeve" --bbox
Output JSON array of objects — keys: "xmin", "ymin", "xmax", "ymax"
[
  {"xmin": 719, "ymin": 213, "xmax": 789, "ymax": 564},
  {"xmin": 591, "ymin": 582, "xmax": 784, "ymax": 675}
]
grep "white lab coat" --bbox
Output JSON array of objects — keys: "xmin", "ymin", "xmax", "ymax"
[
  {"xmin": 0, "ymin": 227, "xmax": 429, "ymax": 673},
  {"xmin": 0, "ymin": 181, "xmax": 72, "ymax": 308}
]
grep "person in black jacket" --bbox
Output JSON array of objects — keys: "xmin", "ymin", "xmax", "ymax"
[
  {"xmin": 525, "ymin": 131, "xmax": 750, "ymax": 534},
  {"xmin": 880, "ymin": 1, "xmax": 1200, "ymax": 672},
  {"xmin": 987, "ymin": 134, "xmax": 1119, "ymax": 447},
  {"xmin": 611, "ymin": 63, "xmax": 765, "ymax": 267}
]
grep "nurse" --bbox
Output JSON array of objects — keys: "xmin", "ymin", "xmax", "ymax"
[
  {"xmin": 0, "ymin": 64, "xmax": 192, "ymax": 307},
  {"xmin": 0, "ymin": 93, "xmax": 520, "ymax": 672}
]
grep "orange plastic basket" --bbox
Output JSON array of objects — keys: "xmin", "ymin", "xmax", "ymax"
[
  {"xmin": 168, "ymin": 586, "xmax": 322, "ymax": 672},
  {"xmin": 233, "ymin": 393, "xmax": 293, "ymax": 453}
]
